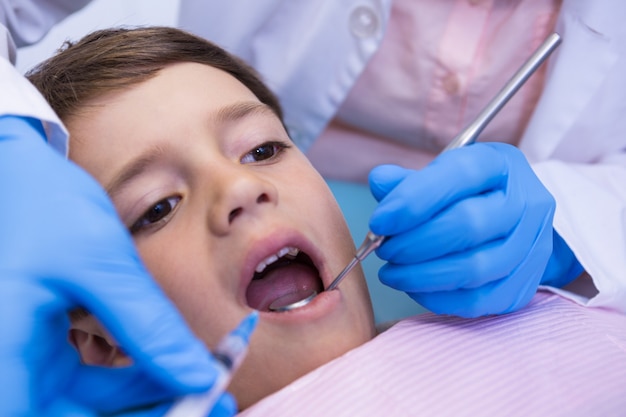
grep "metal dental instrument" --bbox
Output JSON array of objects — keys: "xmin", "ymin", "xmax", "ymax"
[
  {"xmin": 326, "ymin": 231, "xmax": 385, "ymax": 291},
  {"xmin": 269, "ymin": 291, "xmax": 318, "ymax": 312},
  {"xmin": 164, "ymin": 311, "xmax": 257, "ymax": 417},
  {"xmin": 270, "ymin": 32, "xmax": 562, "ymax": 312}
]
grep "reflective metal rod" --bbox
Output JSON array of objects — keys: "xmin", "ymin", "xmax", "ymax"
[{"xmin": 443, "ymin": 32, "xmax": 561, "ymax": 151}]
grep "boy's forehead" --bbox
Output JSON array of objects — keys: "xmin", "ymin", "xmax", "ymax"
[
  {"xmin": 72, "ymin": 62, "xmax": 269, "ymax": 137},
  {"xmin": 78, "ymin": 62, "xmax": 258, "ymax": 115},
  {"xmin": 110, "ymin": 62, "xmax": 270, "ymax": 128},
  {"xmin": 159, "ymin": 62, "xmax": 259, "ymax": 100},
  {"xmin": 68, "ymin": 73, "xmax": 282, "ymax": 192}
]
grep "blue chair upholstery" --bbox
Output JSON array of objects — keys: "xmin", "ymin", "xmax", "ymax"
[{"xmin": 327, "ymin": 180, "xmax": 427, "ymax": 324}]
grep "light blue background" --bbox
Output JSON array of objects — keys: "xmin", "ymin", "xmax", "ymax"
[{"xmin": 327, "ymin": 180, "xmax": 427, "ymax": 324}]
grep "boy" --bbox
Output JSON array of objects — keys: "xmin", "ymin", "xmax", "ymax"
[{"xmin": 27, "ymin": 26, "xmax": 376, "ymax": 409}]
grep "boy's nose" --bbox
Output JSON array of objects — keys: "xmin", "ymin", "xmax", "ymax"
[
  {"xmin": 228, "ymin": 193, "xmax": 271, "ymax": 224},
  {"xmin": 208, "ymin": 168, "xmax": 278, "ymax": 235}
]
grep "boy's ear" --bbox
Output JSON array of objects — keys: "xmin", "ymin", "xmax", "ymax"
[{"xmin": 68, "ymin": 327, "xmax": 132, "ymax": 368}]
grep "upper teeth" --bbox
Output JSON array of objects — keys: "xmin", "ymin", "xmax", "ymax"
[{"xmin": 255, "ymin": 246, "xmax": 299, "ymax": 273}]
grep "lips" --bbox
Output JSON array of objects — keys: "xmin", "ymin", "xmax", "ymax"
[{"xmin": 245, "ymin": 247, "xmax": 324, "ymax": 312}]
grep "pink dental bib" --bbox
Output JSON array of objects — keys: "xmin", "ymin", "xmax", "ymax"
[{"xmin": 240, "ymin": 291, "xmax": 626, "ymax": 416}]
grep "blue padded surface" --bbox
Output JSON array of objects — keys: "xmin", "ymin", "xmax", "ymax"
[{"xmin": 327, "ymin": 180, "xmax": 427, "ymax": 323}]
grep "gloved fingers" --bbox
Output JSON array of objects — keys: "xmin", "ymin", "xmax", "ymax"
[
  {"xmin": 540, "ymin": 230, "xmax": 584, "ymax": 287},
  {"xmin": 34, "ymin": 189, "xmax": 220, "ymax": 394},
  {"xmin": 50, "ymin": 380, "xmax": 234, "ymax": 417},
  {"xmin": 407, "ymin": 279, "xmax": 531, "ymax": 318},
  {"xmin": 0, "ymin": 280, "xmax": 183, "ymax": 415},
  {"xmin": 0, "ymin": 115, "xmax": 46, "ymax": 143},
  {"xmin": 2, "ymin": 280, "xmax": 219, "ymax": 417},
  {"xmin": 112, "ymin": 403, "xmax": 171, "ymax": 417},
  {"xmin": 152, "ymin": 392, "xmax": 236, "ymax": 417},
  {"xmin": 108, "ymin": 389, "xmax": 237, "ymax": 417},
  {"xmin": 39, "ymin": 213, "xmax": 218, "ymax": 396},
  {"xmin": 376, "ymin": 189, "xmax": 517, "ymax": 263},
  {"xmin": 46, "ymin": 387, "xmax": 172, "ymax": 417},
  {"xmin": 368, "ymin": 164, "xmax": 412, "ymax": 202},
  {"xmin": 0, "ymin": 280, "xmax": 81, "ymax": 415},
  {"xmin": 207, "ymin": 392, "xmax": 238, "ymax": 417},
  {"xmin": 378, "ymin": 251, "xmax": 495, "ymax": 293},
  {"xmin": 369, "ymin": 144, "xmax": 507, "ymax": 236},
  {"xmin": 46, "ymin": 399, "xmax": 98, "ymax": 417},
  {"xmin": 379, "ymin": 213, "xmax": 549, "ymax": 293},
  {"xmin": 66, "ymin": 366, "xmax": 191, "ymax": 414},
  {"xmin": 79, "ymin": 401, "xmax": 171, "ymax": 417},
  {"xmin": 61, "ymin": 264, "xmax": 218, "ymax": 395},
  {"xmin": 408, "ymin": 247, "xmax": 546, "ymax": 318},
  {"xmin": 385, "ymin": 216, "xmax": 553, "ymax": 316},
  {"xmin": 0, "ymin": 118, "xmax": 220, "ymax": 414}
]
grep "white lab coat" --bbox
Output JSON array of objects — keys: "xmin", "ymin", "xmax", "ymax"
[
  {"xmin": 0, "ymin": 0, "xmax": 89, "ymax": 154},
  {"xmin": 179, "ymin": 0, "xmax": 626, "ymax": 313},
  {"xmin": 0, "ymin": 0, "xmax": 90, "ymax": 48},
  {"xmin": 0, "ymin": 38, "xmax": 67, "ymax": 156}
]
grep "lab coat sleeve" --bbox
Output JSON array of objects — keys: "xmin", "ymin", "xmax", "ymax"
[
  {"xmin": 533, "ymin": 159, "xmax": 626, "ymax": 314},
  {"xmin": 1, "ymin": 22, "xmax": 67, "ymax": 154},
  {"xmin": 521, "ymin": 1, "xmax": 626, "ymax": 314}
]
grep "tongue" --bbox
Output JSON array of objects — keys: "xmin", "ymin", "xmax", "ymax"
[{"xmin": 246, "ymin": 263, "xmax": 323, "ymax": 311}]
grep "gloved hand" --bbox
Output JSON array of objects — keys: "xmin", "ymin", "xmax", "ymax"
[
  {"xmin": 0, "ymin": 116, "xmax": 241, "ymax": 416},
  {"xmin": 368, "ymin": 142, "xmax": 583, "ymax": 318}
]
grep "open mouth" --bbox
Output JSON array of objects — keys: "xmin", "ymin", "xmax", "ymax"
[{"xmin": 246, "ymin": 246, "xmax": 324, "ymax": 312}]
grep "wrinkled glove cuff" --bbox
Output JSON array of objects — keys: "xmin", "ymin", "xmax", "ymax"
[
  {"xmin": 540, "ymin": 230, "xmax": 584, "ymax": 288},
  {"xmin": 0, "ymin": 115, "xmax": 46, "ymax": 142}
]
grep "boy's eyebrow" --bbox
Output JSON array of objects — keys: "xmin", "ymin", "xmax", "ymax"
[
  {"xmin": 214, "ymin": 101, "xmax": 276, "ymax": 124},
  {"xmin": 105, "ymin": 145, "xmax": 167, "ymax": 197},
  {"xmin": 105, "ymin": 102, "xmax": 274, "ymax": 197}
]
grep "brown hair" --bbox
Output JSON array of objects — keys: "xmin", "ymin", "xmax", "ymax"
[{"xmin": 26, "ymin": 26, "xmax": 283, "ymax": 124}]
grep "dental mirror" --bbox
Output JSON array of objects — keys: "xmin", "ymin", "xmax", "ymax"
[
  {"xmin": 269, "ymin": 32, "xmax": 562, "ymax": 313},
  {"xmin": 268, "ymin": 291, "xmax": 318, "ymax": 312}
]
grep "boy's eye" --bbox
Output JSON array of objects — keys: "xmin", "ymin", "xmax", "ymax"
[
  {"xmin": 241, "ymin": 141, "xmax": 290, "ymax": 164},
  {"xmin": 130, "ymin": 196, "xmax": 181, "ymax": 234}
]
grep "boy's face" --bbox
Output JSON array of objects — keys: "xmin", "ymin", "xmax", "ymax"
[{"xmin": 66, "ymin": 62, "xmax": 376, "ymax": 408}]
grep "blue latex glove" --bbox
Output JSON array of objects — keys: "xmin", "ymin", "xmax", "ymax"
[
  {"xmin": 369, "ymin": 142, "xmax": 583, "ymax": 318},
  {"xmin": 0, "ymin": 116, "xmax": 240, "ymax": 416}
]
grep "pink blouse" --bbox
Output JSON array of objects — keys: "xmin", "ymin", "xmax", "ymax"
[{"xmin": 312, "ymin": 0, "xmax": 562, "ymax": 179}]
